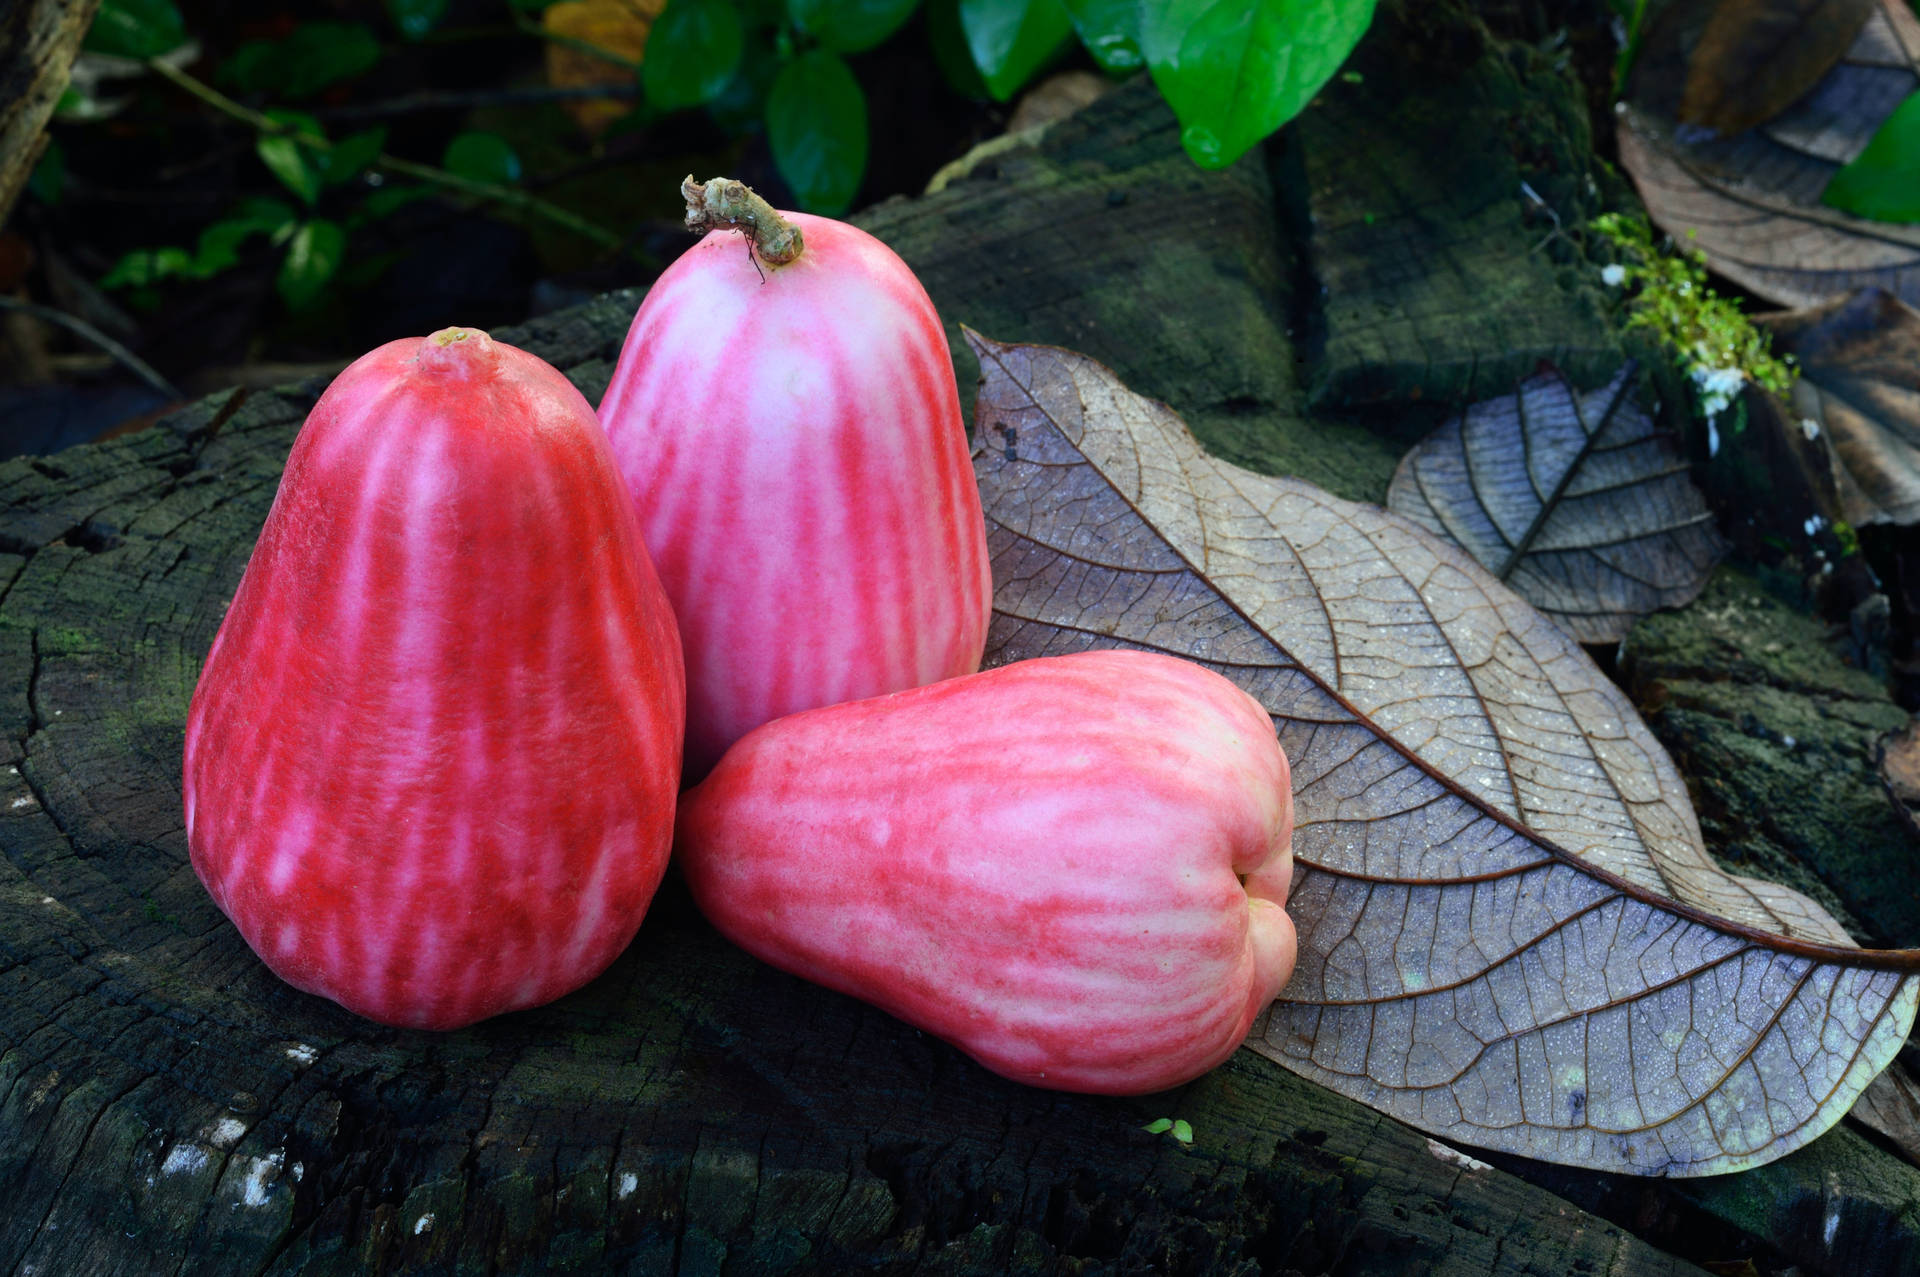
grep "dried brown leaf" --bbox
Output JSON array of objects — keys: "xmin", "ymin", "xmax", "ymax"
[
  {"xmin": 1386, "ymin": 364, "xmax": 1726, "ymax": 645},
  {"xmin": 1851, "ymin": 1056, "xmax": 1920, "ymax": 1165},
  {"xmin": 1680, "ymin": 0, "xmax": 1877, "ymax": 136},
  {"xmin": 967, "ymin": 330, "xmax": 1920, "ymax": 1176},
  {"xmin": 544, "ymin": 0, "xmax": 659, "ymax": 137},
  {"xmin": 1758, "ymin": 287, "xmax": 1920, "ymax": 525},
  {"xmin": 1620, "ymin": 0, "xmax": 1920, "ymax": 309}
]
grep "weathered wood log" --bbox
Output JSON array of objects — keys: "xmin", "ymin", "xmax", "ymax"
[{"xmin": 3, "ymin": 3, "xmax": 1916, "ymax": 1273}]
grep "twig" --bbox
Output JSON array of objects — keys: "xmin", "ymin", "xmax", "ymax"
[
  {"xmin": 143, "ymin": 57, "xmax": 627, "ymax": 252},
  {"xmin": 0, "ymin": 297, "xmax": 183, "ymax": 400},
  {"xmin": 313, "ymin": 84, "xmax": 638, "ymax": 125}
]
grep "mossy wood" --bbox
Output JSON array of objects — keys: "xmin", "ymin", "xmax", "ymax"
[{"xmin": 3, "ymin": 2, "xmax": 1917, "ymax": 1272}]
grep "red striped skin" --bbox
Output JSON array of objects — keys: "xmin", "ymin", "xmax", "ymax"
[
  {"xmin": 676, "ymin": 650, "xmax": 1297, "ymax": 1095},
  {"xmin": 183, "ymin": 329, "xmax": 686, "ymax": 1031},
  {"xmin": 597, "ymin": 213, "xmax": 992, "ymax": 779}
]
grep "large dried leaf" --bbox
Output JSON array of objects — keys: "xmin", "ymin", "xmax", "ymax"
[
  {"xmin": 967, "ymin": 330, "xmax": 1920, "ymax": 1176},
  {"xmin": 1680, "ymin": 0, "xmax": 1878, "ymax": 136},
  {"xmin": 1385, "ymin": 364, "xmax": 1726, "ymax": 645},
  {"xmin": 1619, "ymin": 0, "xmax": 1920, "ymax": 309},
  {"xmin": 1759, "ymin": 287, "xmax": 1920, "ymax": 525}
]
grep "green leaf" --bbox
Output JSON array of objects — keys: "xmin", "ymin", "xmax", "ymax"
[
  {"xmin": 766, "ymin": 49, "xmax": 868, "ymax": 215},
  {"xmin": 193, "ymin": 199, "xmax": 298, "ymax": 275},
  {"xmin": 277, "ymin": 219, "xmax": 348, "ymax": 311},
  {"xmin": 27, "ymin": 139, "xmax": 64, "ymax": 205},
  {"xmin": 257, "ymin": 110, "xmax": 324, "ymax": 206},
  {"xmin": 1170, "ymin": 1119, "xmax": 1193, "ymax": 1144},
  {"xmin": 386, "ymin": 0, "xmax": 449, "ymax": 40},
  {"xmin": 441, "ymin": 131, "xmax": 523, "ymax": 185},
  {"xmin": 1141, "ymin": 1118, "xmax": 1174, "ymax": 1134},
  {"xmin": 925, "ymin": 0, "xmax": 991, "ymax": 97},
  {"xmin": 958, "ymin": 0, "xmax": 1073, "ymax": 101},
  {"xmin": 1140, "ymin": 0, "xmax": 1376, "ymax": 170},
  {"xmin": 221, "ymin": 22, "xmax": 382, "ymax": 99},
  {"xmin": 787, "ymin": 0, "xmax": 921, "ymax": 53},
  {"xmin": 1061, "ymin": 0, "xmax": 1142, "ymax": 72},
  {"xmin": 643, "ymin": 0, "xmax": 746, "ymax": 111},
  {"xmin": 321, "ymin": 127, "xmax": 389, "ymax": 187},
  {"xmin": 101, "ymin": 246, "xmax": 195, "ymax": 289},
  {"xmin": 1822, "ymin": 91, "xmax": 1920, "ymax": 223},
  {"xmin": 84, "ymin": 0, "xmax": 188, "ymax": 58}
]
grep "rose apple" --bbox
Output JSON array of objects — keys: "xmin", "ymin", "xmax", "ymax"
[
  {"xmin": 676, "ymin": 649, "xmax": 1297, "ymax": 1095},
  {"xmin": 597, "ymin": 176, "xmax": 992, "ymax": 779},
  {"xmin": 183, "ymin": 327, "xmax": 685, "ymax": 1031}
]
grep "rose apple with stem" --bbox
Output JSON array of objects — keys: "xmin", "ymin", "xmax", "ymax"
[
  {"xmin": 597, "ymin": 176, "xmax": 992, "ymax": 780},
  {"xmin": 676, "ymin": 649, "xmax": 1298, "ymax": 1095},
  {"xmin": 184, "ymin": 327, "xmax": 685, "ymax": 1031}
]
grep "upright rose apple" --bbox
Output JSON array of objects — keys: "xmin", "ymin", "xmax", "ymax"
[
  {"xmin": 597, "ymin": 176, "xmax": 992, "ymax": 779},
  {"xmin": 184, "ymin": 327, "xmax": 685, "ymax": 1031},
  {"xmin": 676, "ymin": 649, "xmax": 1297, "ymax": 1095}
]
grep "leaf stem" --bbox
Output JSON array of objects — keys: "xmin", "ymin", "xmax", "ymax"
[
  {"xmin": 143, "ymin": 57, "xmax": 626, "ymax": 252},
  {"xmin": 508, "ymin": 10, "xmax": 642, "ymax": 72}
]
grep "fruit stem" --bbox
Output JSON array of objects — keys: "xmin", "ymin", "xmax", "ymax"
[{"xmin": 681, "ymin": 175, "xmax": 804, "ymax": 268}]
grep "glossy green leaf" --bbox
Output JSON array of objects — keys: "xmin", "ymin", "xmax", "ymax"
[
  {"xmin": 84, "ymin": 0, "xmax": 188, "ymax": 58},
  {"xmin": 788, "ymin": 0, "xmax": 921, "ymax": 52},
  {"xmin": 643, "ymin": 0, "xmax": 746, "ymax": 111},
  {"xmin": 925, "ymin": 0, "xmax": 991, "ymax": 97},
  {"xmin": 386, "ymin": 0, "xmax": 450, "ymax": 40},
  {"xmin": 321, "ymin": 127, "xmax": 389, "ymax": 187},
  {"xmin": 1823, "ymin": 90, "xmax": 1920, "ymax": 223},
  {"xmin": 1140, "ymin": 0, "xmax": 1376, "ymax": 169},
  {"xmin": 958, "ymin": 0, "xmax": 1073, "ymax": 101},
  {"xmin": 766, "ymin": 50, "xmax": 868, "ymax": 215},
  {"xmin": 194, "ymin": 199, "xmax": 298, "ymax": 275},
  {"xmin": 257, "ymin": 110, "xmax": 325, "ymax": 206},
  {"xmin": 1062, "ymin": 0, "xmax": 1142, "ymax": 72},
  {"xmin": 221, "ymin": 22, "xmax": 382, "ymax": 99},
  {"xmin": 441, "ymin": 131, "xmax": 523, "ymax": 185},
  {"xmin": 27, "ymin": 139, "xmax": 64, "ymax": 206},
  {"xmin": 277, "ymin": 219, "xmax": 348, "ymax": 311}
]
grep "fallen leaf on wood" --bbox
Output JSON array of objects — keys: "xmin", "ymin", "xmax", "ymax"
[
  {"xmin": 1760, "ymin": 288, "xmax": 1920, "ymax": 525},
  {"xmin": 544, "ymin": 0, "xmax": 660, "ymax": 137},
  {"xmin": 1851, "ymin": 1056, "xmax": 1920, "ymax": 1167},
  {"xmin": 1386, "ymin": 364, "xmax": 1725, "ymax": 644},
  {"xmin": 967, "ymin": 330, "xmax": 1920, "ymax": 1176},
  {"xmin": 1620, "ymin": 0, "xmax": 1920, "ymax": 309},
  {"xmin": 1680, "ymin": 0, "xmax": 1877, "ymax": 136}
]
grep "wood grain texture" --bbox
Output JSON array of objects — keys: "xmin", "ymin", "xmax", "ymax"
[{"xmin": 1, "ymin": 1, "xmax": 1917, "ymax": 1270}]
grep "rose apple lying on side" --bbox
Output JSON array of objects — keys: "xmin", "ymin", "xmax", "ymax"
[
  {"xmin": 676, "ymin": 649, "xmax": 1298, "ymax": 1095},
  {"xmin": 184, "ymin": 327, "xmax": 685, "ymax": 1031},
  {"xmin": 598, "ymin": 176, "xmax": 992, "ymax": 780}
]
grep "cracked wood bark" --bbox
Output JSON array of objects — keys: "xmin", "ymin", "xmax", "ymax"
[
  {"xmin": 0, "ymin": 0, "xmax": 100, "ymax": 227},
  {"xmin": 2, "ymin": 2, "xmax": 1916, "ymax": 1273}
]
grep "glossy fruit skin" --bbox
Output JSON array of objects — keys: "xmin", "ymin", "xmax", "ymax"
[
  {"xmin": 597, "ymin": 213, "xmax": 992, "ymax": 779},
  {"xmin": 677, "ymin": 649, "xmax": 1297, "ymax": 1095},
  {"xmin": 184, "ymin": 329, "xmax": 686, "ymax": 1031}
]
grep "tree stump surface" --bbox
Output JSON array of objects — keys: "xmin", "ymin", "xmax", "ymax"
[{"xmin": 3, "ymin": 3, "xmax": 1917, "ymax": 1273}]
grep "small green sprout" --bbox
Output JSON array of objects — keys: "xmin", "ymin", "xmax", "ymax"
[
  {"xmin": 1142, "ymin": 1117, "xmax": 1194, "ymax": 1143},
  {"xmin": 1590, "ymin": 212, "xmax": 1796, "ymax": 435}
]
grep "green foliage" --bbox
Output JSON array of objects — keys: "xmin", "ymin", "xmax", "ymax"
[
  {"xmin": 1591, "ymin": 212, "xmax": 1798, "ymax": 422},
  {"xmin": 278, "ymin": 219, "xmax": 348, "ymax": 311},
  {"xmin": 1142, "ymin": 1117, "xmax": 1194, "ymax": 1143},
  {"xmin": 1062, "ymin": 0, "xmax": 1143, "ymax": 72},
  {"xmin": 768, "ymin": 51, "xmax": 868, "ymax": 215},
  {"xmin": 959, "ymin": 0, "xmax": 1075, "ymax": 102},
  {"xmin": 322, "ymin": 128, "xmax": 389, "ymax": 187},
  {"xmin": 221, "ymin": 22, "xmax": 382, "ymax": 98},
  {"xmin": 1822, "ymin": 90, "xmax": 1920, "ymax": 223},
  {"xmin": 257, "ymin": 109, "xmax": 325, "ymax": 206},
  {"xmin": 386, "ymin": 0, "xmax": 450, "ymax": 41},
  {"xmin": 442, "ymin": 132, "xmax": 523, "ymax": 185},
  {"xmin": 84, "ymin": 0, "xmax": 188, "ymax": 58},
  {"xmin": 1141, "ymin": 0, "xmax": 1378, "ymax": 169},
  {"xmin": 100, "ymin": 198, "xmax": 298, "ymax": 291},
  {"xmin": 645, "ymin": 0, "xmax": 747, "ymax": 111},
  {"xmin": 789, "ymin": 0, "xmax": 920, "ymax": 53}
]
